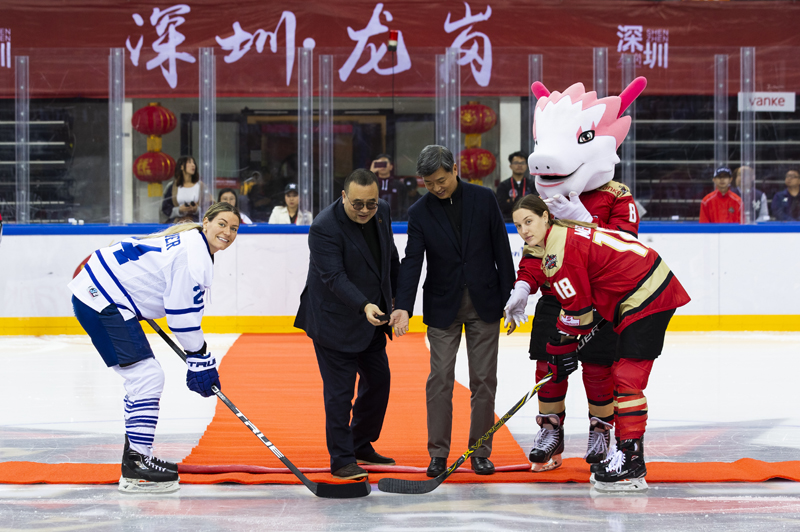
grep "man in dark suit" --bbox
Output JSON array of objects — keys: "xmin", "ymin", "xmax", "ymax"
[
  {"xmin": 391, "ymin": 145, "xmax": 515, "ymax": 477},
  {"xmin": 295, "ymin": 169, "xmax": 400, "ymax": 480}
]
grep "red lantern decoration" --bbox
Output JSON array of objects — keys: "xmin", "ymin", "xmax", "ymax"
[
  {"xmin": 132, "ymin": 102, "xmax": 177, "ymax": 196},
  {"xmin": 132, "ymin": 103, "xmax": 177, "ymax": 137},
  {"xmin": 459, "ymin": 102, "xmax": 497, "ymax": 135},
  {"xmin": 134, "ymin": 152, "xmax": 176, "ymax": 183},
  {"xmin": 460, "ymin": 148, "xmax": 497, "ymax": 183}
]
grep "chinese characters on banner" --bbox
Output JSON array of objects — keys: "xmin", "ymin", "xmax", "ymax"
[
  {"xmin": 616, "ymin": 25, "xmax": 669, "ymax": 69},
  {"xmin": 125, "ymin": 3, "xmax": 494, "ymax": 89},
  {"xmin": 339, "ymin": 3, "xmax": 411, "ymax": 82},
  {"xmin": 0, "ymin": 28, "xmax": 10, "ymax": 69},
  {"xmin": 126, "ymin": 4, "xmax": 196, "ymax": 88}
]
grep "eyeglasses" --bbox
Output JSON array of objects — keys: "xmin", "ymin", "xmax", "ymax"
[{"xmin": 345, "ymin": 195, "xmax": 378, "ymax": 211}]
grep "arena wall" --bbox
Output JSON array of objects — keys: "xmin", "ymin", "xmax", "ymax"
[{"xmin": 1, "ymin": 224, "xmax": 797, "ymax": 335}]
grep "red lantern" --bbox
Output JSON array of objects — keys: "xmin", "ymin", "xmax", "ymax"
[
  {"xmin": 132, "ymin": 103, "xmax": 177, "ymax": 136},
  {"xmin": 460, "ymin": 148, "xmax": 497, "ymax": 183},
  {"xmin": 460, "ymin": 102, "xmax": 497, "ymax": 135},
  {"xmin": 132, "ymin": 102, "xmax": 177, "ymax": 196},
  {"xmin": 134, "ymin": 152, "xmax": 176, "ymax": 183}
]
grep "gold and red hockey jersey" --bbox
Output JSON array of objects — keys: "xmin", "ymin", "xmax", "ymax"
[
  {"xmin": 540, "ymin": 224, "xmax": 690, "ymax": 336},
  {"xmin": 514, "ymin": 180, "xmax": 639, "ymax": 293}
]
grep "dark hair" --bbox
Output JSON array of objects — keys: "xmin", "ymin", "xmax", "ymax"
[
  {"xmin": 508, "ymin": 151, "xmax": 527, "ymax": 163},
  {"xmin": 217, "ymin": 188, "xmax": 238, "ymax": 206},
  {"xmin": 512, "ymin": 195, "xmax": 596, "ymax": 229},
  {"xmin": 175, "ymin": 156, "xmax": 199, "ymax": 186},
  {"xmin": 375, "ymin": 153, "xmax": 393, "ymax": 164},
  {"xmin": 343, "ymin": 168, "xmax": 378, "ymax": 194},
  {"xmin": 416, "ymin": 145, "xmax": 455, "ymax": 178}
]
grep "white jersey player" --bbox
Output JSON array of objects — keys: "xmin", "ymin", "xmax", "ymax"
[{"xmin": 69, "ymin": 202, "xmax": 240, "ymax": 493}]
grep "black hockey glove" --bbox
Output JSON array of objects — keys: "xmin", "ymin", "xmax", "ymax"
[{"xmin": 545, "ymin": 336, "xmax": 579, "ymax": 384}]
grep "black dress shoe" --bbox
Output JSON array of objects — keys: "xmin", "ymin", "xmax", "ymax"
[
  {"xmin": 470, "ymin": 456, "xmax": 495, "ymax": 475},
  {"xmin": 426, "ymin": 457, "xmax": 447, "ymax": 478},
  {"xmin": 356, "ymin": 451, "xmax": 396, "ymax": 466}
]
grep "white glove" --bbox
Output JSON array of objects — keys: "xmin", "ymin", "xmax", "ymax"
[
  {"xmin": 504, "ymin": 281, "xmax": 531, "ymax": 328},
  {"xmin": 544, "ymin": 191, "xmax": 593, "ymax": 223}
]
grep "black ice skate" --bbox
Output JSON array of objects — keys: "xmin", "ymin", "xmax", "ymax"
[
  {"xmin": 124, "ymin": 435, "xmax": 178, "ymax": 472},
  {"xmin": 592, "ymin": 437, "xmax": 648, "ymax": 492},
  {"xmin": 584, "ymin": 417, "xmax": 613, "ymax": 464},
  {"xmin": 529, "ymin": 414, "xmax": 564, "ymax": 472},
  {"xmin": 120, "ymin": 441, "xmax": 180, "ymax": 494}
]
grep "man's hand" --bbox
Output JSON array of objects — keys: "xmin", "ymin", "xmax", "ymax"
[
  {"xmin": 544, "ymin": 191, "xmax": 592, "ymax": 223},
  {"xmin": 390, "ymin": 309, "xmax": 410, "ymax": 337},
  {"xmin": 365, "ymin": 303, "xmax": 389, "ymax": 326}
]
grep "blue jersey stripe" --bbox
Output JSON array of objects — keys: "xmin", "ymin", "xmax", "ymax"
[
  {"xmin": 170, "ymin": 325, "xmax": 202, "ymax": 333},
  {"xmin": 83, "ymin": 264, "xmax": 114, "ymax": 305},
  {"xmin": 95, "ymin": 251, "xmax": 143, "ymax": 319},
  {"xmin": 165, "ymin": 306, "xmax": 205, "ymax": 315}
]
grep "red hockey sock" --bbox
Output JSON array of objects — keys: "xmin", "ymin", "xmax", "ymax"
[
  {"xmin": 612, "ymin": 359, "xmax": 654, "ymax": 440},
  {"xmin": 582, "ymin": 362, "xmax": 614, "ymax": 424},
  {"xmin": 536, "ymin": 360, "xmax": 566, "ymax": 423}
]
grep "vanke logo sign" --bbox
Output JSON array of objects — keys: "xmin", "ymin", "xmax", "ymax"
[{"xmin": 738, "ymin": 92, "xmax": 796, "ymax": 112}]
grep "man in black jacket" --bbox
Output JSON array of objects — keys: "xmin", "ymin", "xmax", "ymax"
[
  {"xmin": 391, "ymin": 145, "xmax": 515, "ymax": 477},
  {"xmin": 496, "ymin": 151, "xmax": 536, "ymax": 222},
  {"xmin": 295, "ymin": 169, "xmax": 400, "ymax": 480}
]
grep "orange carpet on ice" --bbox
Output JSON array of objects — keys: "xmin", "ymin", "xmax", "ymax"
[{"xmin": 3, "ymin": 332, "xmax": 800, "ymax": 485}]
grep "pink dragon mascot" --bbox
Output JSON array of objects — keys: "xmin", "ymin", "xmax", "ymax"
[{"xmin": 504, "ymin": 77, "xmax": 647, "ymax": 476}]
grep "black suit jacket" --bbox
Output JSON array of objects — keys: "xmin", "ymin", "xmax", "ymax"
[
  {"xmin": 395, "ymin": 180, "xmax": 515, "ymax": 329},
  {"xmin": 295, "ymin": 198, "xmax": 400, "ymax": 353}
]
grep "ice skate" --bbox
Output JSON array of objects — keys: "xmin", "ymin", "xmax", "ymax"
[
  {"xmin": 124, "ymin": 435, "xmax": 178, "ymax": 472},
  {"xmin": 592, "ymin": 437, "xmax": 648, "ymax": 493},
  {"xmin": 584, "ymin": 417, "xmax": 612, "ymax": 464},
  {"xmin": 529, "ymin": 414, "xmax": 564, "ymax": 472},
  {"xmin": 119, "ymin": 445, "xmax": 180, "ymax": 494}
]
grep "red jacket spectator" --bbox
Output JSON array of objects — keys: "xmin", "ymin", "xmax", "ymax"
[{"xmin": 699, "ymin": 167, "xmax": 742, "ymax": 223}]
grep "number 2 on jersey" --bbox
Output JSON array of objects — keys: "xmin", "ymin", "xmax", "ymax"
[{"xmin": 553, "ymin": 278, "xmax": 576, "ymax": 299}]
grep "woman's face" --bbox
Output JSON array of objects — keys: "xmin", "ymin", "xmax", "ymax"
[
  {"xmin": 513, "ymin": 207, "xmax": 550, "ymax": 248},
  {"xmin": 285, "ymin": 192, "xmax": 299, "ymax": 209},
  {"xmin": 202, "ymin": 211, "xmax": 239, "ymax": 254},
  {"xmin": 184, "ymin": 158, "xmax": 197, "ymax": 176},
  {"xmin": 219, "ymin": 191, "xmax": 237, "ymax": 207}
]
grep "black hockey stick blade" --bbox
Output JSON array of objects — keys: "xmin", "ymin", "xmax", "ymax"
[
  {"xmin": 378, "ymin": 373, "xmax": 553, "ymax": 494},
  {"xmin": 146, "ymin": 319, "xmax": 371, "ymax": 499}
]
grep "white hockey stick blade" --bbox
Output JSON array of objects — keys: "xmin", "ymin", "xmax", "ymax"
[
  {"xmin": 119, "ymin": 476, "xmax": 180, "ymax": 494},
  {"xmin": 591, "ymin": 477, "xmax": 648, "ymax": 493}
]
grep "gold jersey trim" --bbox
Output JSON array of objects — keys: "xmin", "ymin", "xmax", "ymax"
[
  {"xmin": 542, "ymin": 225, "xmax": 569, "ymax": 278},
  {"xmin": 616, "ymin": 257, "xmax": 673, "ymax": 324},
  {"xmin": 594, "ymin": 180, "xmax": 632, "ymax": 199},
  {"xmin": 522, "ymin": 244, "xmax": 545, "ymax": 258}
]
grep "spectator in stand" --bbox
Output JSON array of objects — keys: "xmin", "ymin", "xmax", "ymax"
[
  {"xmin": 169, "ymin": 156, "xmax": 207, "ymax": 223},
  {"xmin": 370, "ymin": 154, "xmax": 407, "ymax": 218},
  {"xmin": 772, "ymin": 169, "xmax": 800, "ymax": 222},
  {"xmin": 218, "ymin": 188, "xmax": 253, "ymax": 224},
  {"xmin": 403, "ymin": 177, "xmax": 422, "ymax": 216},
  {"xmin": 247, "ymin": 171, "xmax": 283, "ymax": 222},
  {"xmin": 731, "ymin": 166, "xmax": 769, "ymax": 221},
  {"xmin": 269, "ymin": 183, "xmax": 313, "ymax": 225},
  {"xmin": 496, "ymin": 151, "xmax": 536, "ymax": 222},
  {"xmin": 699, "ymin": 167, "xmax": 742, "ymax": 223}
]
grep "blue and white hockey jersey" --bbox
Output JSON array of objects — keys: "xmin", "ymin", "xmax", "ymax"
[{"xmin": 69, "ymin": 229, "xmax": 213, "ymax": 352}]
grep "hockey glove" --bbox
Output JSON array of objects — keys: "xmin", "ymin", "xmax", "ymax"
[
  {"xmin": 546, "ymin": 336, "xmax": 579, "ymax": 384},
  {"xmin": 544, "ymin": 192, "xmax": 593, "ymax": 223},
  {"xmin": 504, "ymin": 281, "xmax": 531, "ymax": 328},
  {"xmin": 185, "ymin": 342, "xmax": 220, "ymax": 398}
]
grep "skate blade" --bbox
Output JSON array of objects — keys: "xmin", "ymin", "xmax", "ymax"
[
  {"xmin": 119, "ymin": 476, "xmax": 180, "ymax": 494},
  {"xmin": 591, "ymin": 478, "xmax": 648, "ymax": 493},
  {"xmin": 531, "ymin": 455, "xmax": 562, "ymax": 472}
]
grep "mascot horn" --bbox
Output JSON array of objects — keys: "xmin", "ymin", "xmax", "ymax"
[{"xmin": 528, "ymin": 77, "xmax": 647, "ymax": 222}]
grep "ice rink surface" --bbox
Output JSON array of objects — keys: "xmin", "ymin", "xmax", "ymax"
[{"xmin": 1, "ymin": 331, "xmax": 800, "ymax": 530}]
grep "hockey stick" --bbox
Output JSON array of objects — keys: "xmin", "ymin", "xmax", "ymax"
[
  {"xmin": 377, "ymin": 318, "xmax": 609, "ymax": 495},
  {"xmin": 146, "ymin": 319, "xmax": 370, "ymax": 499}
]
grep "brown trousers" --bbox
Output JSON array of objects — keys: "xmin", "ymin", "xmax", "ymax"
[{"xmin": 425, "ymin": 290, "xmax": 500, "ymax": 458}]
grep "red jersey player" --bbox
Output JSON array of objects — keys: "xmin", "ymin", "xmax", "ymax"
[
  {"xmin": 510, "ymin": 195, "xmax": 689, "ymax": 491},
  {"xmin": 503, "ymin": 78, "xmax": 647, "ymax": 473}
]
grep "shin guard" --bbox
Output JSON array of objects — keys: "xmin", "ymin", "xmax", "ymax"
[
  {"xmin": 536, "ymin": 360, "xmax": 567, "ymax": 422},
  {"xmin": 612, "ymin": 359, "xmax": 654, "ymax": 441},
  {"xmin": 582, "ymin": 362, "xmax": 614, "ymax": 424}
]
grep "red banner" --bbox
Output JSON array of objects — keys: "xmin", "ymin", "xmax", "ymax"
[{"xmin": 0, "ymin": 1, "xmax": 798, "ymax": 98}]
